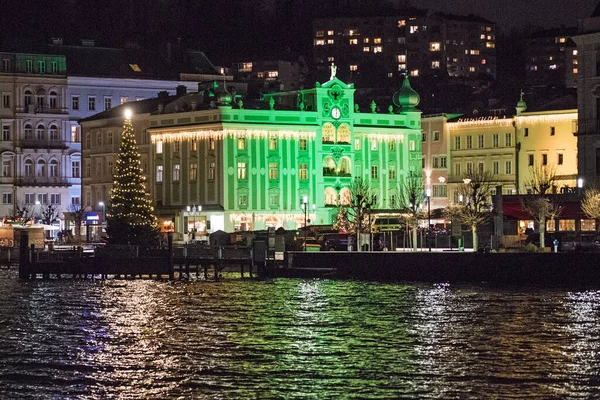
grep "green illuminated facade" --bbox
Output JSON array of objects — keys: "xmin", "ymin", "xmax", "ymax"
[{"xmin": 148, "ymin": 75, "xmax": 421, "ymax": 238}]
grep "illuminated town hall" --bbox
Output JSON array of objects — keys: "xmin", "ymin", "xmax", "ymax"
[{"xmin": 144, "ymin": 71, "xmax": 422, "ymax": 237}]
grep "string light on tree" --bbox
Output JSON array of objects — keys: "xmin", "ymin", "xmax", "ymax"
[{"xmin": 106, "ymin": 109, "xmax": 159, "ymax": 245}]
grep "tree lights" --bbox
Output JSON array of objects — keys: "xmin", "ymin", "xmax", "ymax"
[{"xmin": 106, "ymin": 111, "xmax": 159, "ymax": 245}]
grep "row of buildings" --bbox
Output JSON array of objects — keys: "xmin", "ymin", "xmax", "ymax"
[{"xmin": 2, "ymin": 4, "xmax": 600, "ymax": 243}]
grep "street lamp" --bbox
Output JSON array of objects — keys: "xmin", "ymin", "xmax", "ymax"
[
  {"xmin": 301, "ymin": 196, "xmax": 308, "ymax": 251},
  {"xmin": 426, "ymin": 188, "xmax": 431, "ymax": 252},
  {"xmin": 98, "ymin": 201, "xmax": 105, "ymax": 228}
]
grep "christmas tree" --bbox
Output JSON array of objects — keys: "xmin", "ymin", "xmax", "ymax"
[{"xmin": 107, "ymin": 110, "xmax": 159, "ymax": 245}]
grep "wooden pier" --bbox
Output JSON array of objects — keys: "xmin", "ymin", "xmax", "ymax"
[{"xmin": 17, "ymin": 231, "xmax": 262, "ymax": 280}]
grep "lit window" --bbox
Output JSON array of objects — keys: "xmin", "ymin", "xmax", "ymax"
[
  {"xmin": 350, "ymin": 65, "xmax": 358, "ymax": 71},
  {"xmin": 315, "ymin": 39, "xmax": 325, "ymax": 46},
  {"xmin": 269, "ymin": 137, "xmax": 277, "ymax": 150},
  {"xmin": 238, "ymin": 137, "xmax": 246, "ymax": 150},
  {"xmin": 431, "ymin": 61, "xmax": 440, "ymax": 69},
  {"xmin": 327, "ymin": 39, "xmax": 334, "ymax": 45},
  {"xmin": 574, "ymin": 68, "xmax": 578, "ymax": 74},
  {"xmin": 481, "ymin": 59, "xmax": 487, "ymax": 65},
  {"xmin": 410, "ymin": 69, "xmax": 419, "ymax": 77},
  {"xmin": 397, "ymin": 54, "xmax": 406, "ymax": 63},
  {"xmin": 327, "ymin": 57, "xmax": 334, "ymax": 62},
  {"xmin": 410, "ymin": 26, "xmax": 419, "ymax": 34},
  {"xmin": 267, "ymin": 71, "xmax": 279, "ymax": 80},
  {"xmin": 480, "ymin": 34, "xmax": 485, "ymax": 39},
  {"xmin": 573, "ymin": 50, "xmax": 578, "ymax": 56},
  {"xmin": 173, "ymin": 164, "xmax": 180, "ymax": 181},
  {"xmin": 269, "ymin": 163, "xmax": 278, "ymax": 180},
  {"xmin": 429, "ymin": 42, "xmax": 441, "ymax": 51},
  {"xmin": 327, "ymin": 30, "xmax": 334, "ymax": 35},
  {"xmin": 559, "ymin": 37, "xmax": 566, "ymax": 43},
  {"xmin": 486, "ymin": 42, "xmax": 495, "ymax": 48},
  {"xmin": 299, "ymin": 138, "xmax": 307, "ymax": 151},
  {"xmin": 348, "ymin": 29, "xmax": 356, "ymax": 36},
  {"xmin": 486, "ymin": 26, "xmax": 492, "ymax": 32},
  {"xmin": 316, "ymin": 30, "xmax": 324, "ymax": 37},
  {"xmin": 129, "ymin": 64, "xmax": 142, "ymax": 72},
  {"xmin": 354, "ymin": 139, "xmax": 360, "ymax": 150},
  {"xmin": 363, "ymin": 38, "xmax": 370, "ymax": 43},
  {"xmin": 470, "ymin": 49, "xmax": 480, "ymax": 55},
  {"xmin": 237, "ymin": 162, "xmax": 247, "ymax": 180},
  {"xmin": 239, "ymin": 62, "xmax": 253, "ymax": 72},
  {"xmin": 363, "ymin": 47, "xmax": 370, "ymax": 52},
  {"xmin": 156, "ymin": 165, "xmax": 163, "ymax": 182},
  {"xmin": 549, "ymin": 64, "xmax": 557, "ymax": 70},
  {"xmin": 349, "ymin": 39, "xmax": 358, "ymax": 45},
  {"xmin": 398, "ymin": 20, "xmax": 406, "ymax": 27},
  {"xmin": 156, "ymin": 141, "xmax": 163, "ymax": 154},
  {"xmin": 398, "ymin": 64, "xmax": 406, "ymax": 71},
  {"xmin": 299, "ymin": 163, "xmax": 308, "ymax": 180},
  {"xmin": 374, "ymin": 38, "xmax": 382, "ymax": 44},
  {"xmin": 373, "ymin": 46, "xmax": 382, "ymax": 53},
  {"xmin": 469, "ymin": 66, "xmax": 476, "ymax": 72}
]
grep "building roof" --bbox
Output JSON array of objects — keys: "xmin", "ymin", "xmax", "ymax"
[
  {"xmin": 79, "ymin": 95, "xmax": 179, "ymax": 123},
  {"xmin": 2, "ymin": 40, "xmax": 219, "ymax": 80}
]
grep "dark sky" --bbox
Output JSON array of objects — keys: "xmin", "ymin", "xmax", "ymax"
[
  {"xmin": 2, "ymin": 0, "xmax": 598, "ymax": 63},
  {"xmin": 412, "ymin": 0, "xmax": 597, "ymax": 31}
]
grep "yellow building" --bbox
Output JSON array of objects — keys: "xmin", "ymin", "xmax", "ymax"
[
  {"xmin": 515, "ymin": 105, "xmax": 578, "ymax": 193},
  {"xmin": 447, "ymin": 114, "xmax": 516, "ymax": 202}
]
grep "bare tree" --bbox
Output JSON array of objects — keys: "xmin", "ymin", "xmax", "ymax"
[
  {"xmin": 520, "ymin": 163, "xmax": 560, "ymax": 248},
  {"xmin": 447, "ymin": 170, "xmax": 495, "ymax": 252},
  {"xmin": 7, "ymin": 198, "xmax": 35, "ymax": 225},
  {"xmin": 346, "ymin": 177, "xmax": 377, "ymax": 250},
  {"xmin": 581, "ymin": 187, "xmax": 600, "ymax": 232},
  {"xmin": 398, "ymin": 172, "xmax": 425, "ymax": 251},
  {"xmin": 67, "ymin": 203, "xmax": 88, "ymax": 244}
]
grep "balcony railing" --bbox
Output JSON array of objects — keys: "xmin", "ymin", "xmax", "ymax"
[
  {"xmin": 15, "ymin": 177, "xmax": 72, "ymax": 187},
  {"xmin": 323, "ymin": 167, "xmax": 352, "ymax": 177},
  {"xmin": 19, "ymin": 139, "xmax": 68, "ymax": 149}
]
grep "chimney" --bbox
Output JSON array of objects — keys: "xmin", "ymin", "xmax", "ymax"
[
  {"xmin": 157, "ymin": 91, "xmax": 169, "ymax": 99},
  {"xmin": 176, "ymin": 85, "xmax": 187, "ymax": 96},
  {"xmin": 158, "ymin": 103, "xmax": 164, "ymax": 114}
]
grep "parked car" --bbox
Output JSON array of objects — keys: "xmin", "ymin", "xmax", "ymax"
[{"xmin": 317, "ymin": 233, "xmax": 352, "ymax": 251}]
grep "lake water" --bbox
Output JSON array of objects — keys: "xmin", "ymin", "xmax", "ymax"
[{"xmin": 0, "ymin": 269, "xmax": 599, "ymax": 399}]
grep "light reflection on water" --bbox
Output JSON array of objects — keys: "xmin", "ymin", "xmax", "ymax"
[{"xmin": 0, "ymin": 270, "xmax": 600, "ymax": 398}]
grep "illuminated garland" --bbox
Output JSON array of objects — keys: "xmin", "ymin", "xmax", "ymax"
[
  {"xmin": 151, "ymin": 129, "xmax": 406, "ymax": 143},
  {"xmin": 151, "ymin": 129, "xmax": 316, "ymax": 143},
  {"xmin": 448, "ymin": 117, "xmax": 513, "ymax": 129},
  {"xmin": 515, "ymin": 113, "xmax": 577, "ymax": 124}
]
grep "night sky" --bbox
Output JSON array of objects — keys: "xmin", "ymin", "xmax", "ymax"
[{"xmin": 2, "ymin": 0, "xmax": 598, "ymax": 63}]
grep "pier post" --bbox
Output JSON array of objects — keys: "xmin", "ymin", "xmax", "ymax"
[
  {"xmin": 168, "ymin": 232, "xmax": 174, "ymax": 280},
  {"xmin": 18, "ymin": 230, "xmax": 29, "ymax": 279}
]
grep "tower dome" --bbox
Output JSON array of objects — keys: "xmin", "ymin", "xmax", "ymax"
[
  {"xmin": 393, "ymin": 75, "xmax": 420, "ymax": 111},
  {"xmin": 516, "ymin": 90, "xmax": 527, "ymax": 115},
  {"xmin": 217, "ymin": 87, "xmax": 232, "ymax": 106}
]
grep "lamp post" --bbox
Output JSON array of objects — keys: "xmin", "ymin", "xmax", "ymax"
[
  {"xmin": 302, "ymin": 195, "xmax": 308, "ymax": 251},
  {"xmin": 426, "ymin": 189, "xmax": 431, "ymax": 252},
  {"xmin": 578, "ymin": 178, "xmax": 584, "ymax": 245},
  {"xmin": 98, "ymin": 201, "xmax": 105, "ymax": 228}
]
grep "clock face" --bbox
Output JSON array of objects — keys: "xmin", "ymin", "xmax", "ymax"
[{"xmin": 332, "ymin": 107, "xmax": 341, "ymax": 119}]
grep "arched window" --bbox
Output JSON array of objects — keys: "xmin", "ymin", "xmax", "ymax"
[
  {"xmin": 24, "ymin": 90, "xmax": 33, "ymax": 107},
  {"xmin": 48, "ymin": 90, "xmax": 58, "ymax": 109},
  {"xmin": 337, "ymin": 124, "xmax": 351, "ymax": 144},
  {"xmin": 49, "ymin": 124, "xmax": 59, "ymax": 141},
  {"xmin": 24, "ymin": 123, "xmax": 33, "ymax": 140},
  {"xmin": 49, "ymin": 159, "xmax": 58, "ymax": 177},
  {"xmin": 36, "ymin": 124, "xmax": 45, "ymax": 140},
  {"xmin": 325, "ymin": 187, "xmax": 338, "ymax": 205},
  {"xmin": 36, "ymin": 159, "xmax": 46, "ymax": 177},
  {"xmin": 323, "ymin": 156, "xmax": 336, "ymax": 176},
  {"xmin": 36, "ymin": 88, "xmax": 46, "ymax": 109},
  {"xmin": 340, "ymin": 188, "xmax": 352, "ymax": 205},
  {"xmin": 24, "ymin": 159, "xmax": 33, "ymax": 177},
  {"xmin": 339, "ymin": 156, "xmax": 351, "ymax": 176},
  {"xmin": 322, "ymin": 123, "xmax": 335, "ymax": 143}
]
